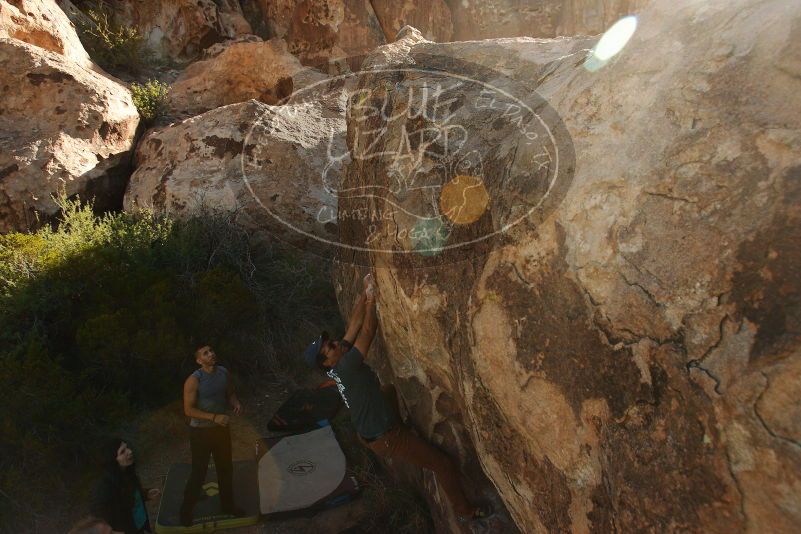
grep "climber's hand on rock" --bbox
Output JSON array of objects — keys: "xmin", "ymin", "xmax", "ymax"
[
  {"xmin": 363, "ymin": 273, "xmax": 374, "ymax": 293},
  {"xmin": 147, "ymin": 488, "xmax": 161, "ymax": 500}
]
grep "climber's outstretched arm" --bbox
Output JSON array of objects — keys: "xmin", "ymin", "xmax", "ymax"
[
  {"xmin": 343, "ymin": 291, "xmax": 367, "ymax": 345},
  {"xmin": 354, "ymin": 290, "xmax": 377, "ymax": 358},
  {"xmin": 343, "ymin": 274, "xmax": 373, "ymax": 345}
]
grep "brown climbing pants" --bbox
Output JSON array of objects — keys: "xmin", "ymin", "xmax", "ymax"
[{"xmin": 363, "ymin": 425, "xmax": 475, "ymax": 517}]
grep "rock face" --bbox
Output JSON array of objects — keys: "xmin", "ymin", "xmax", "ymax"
[
  {"xmin": 255, "ymin": 0, "xmax": 383, "ymax": 65},
  {"xmin": 112, "ymin": 0, "xmax": 252, "ymax": 62},
  {"xmin": 0, "ymin": 38, "xmax": 139, "ymax": 233},
  {"xmin": 124, "ymin": 98, "xmax": 345, "ymax": 248},
  {"xmin": 331, "ymin": 0, "xmax": 801, "ymax": 532},
  {"xmin": 369, "ymin": 0, "xmax": 452, "ymax": 44},
  {"xmin": 0, "ymin": 0, "xmax": 93, "ymax": 69},
  {"xmin": 253, "ymin": 0, "xmax": 452, "ymax": 66},
  {"xmin": 167, "ymin": 37, "xmax": 304, "ymax": 116},
  {"xmin": 446, "ymin": 0, "xmax": 648, "ymax": 40}
]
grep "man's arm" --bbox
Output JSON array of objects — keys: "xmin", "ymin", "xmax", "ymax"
[
  {"xmin": 353, "ymin": 291, "xmax": 378, "ymax": 358},
  {"xmin": 343, "ymin": 292, "xmax": 367, "ymax": 345},
  {"xmin": 183, "ymin": 375, "xmax": 228, "ymax": 426},
  {"xmin": 343, "ymin": 273, "xmax": 375, "ymax": 344}
]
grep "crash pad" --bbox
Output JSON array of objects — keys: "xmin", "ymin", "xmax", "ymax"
[
  {"xmin": 155, "ymin": 460, "xmax": 259, "ymax": 533},
  {"xmin": 256, "ymin": 425, "xmax": 360, "ymax": 516}
]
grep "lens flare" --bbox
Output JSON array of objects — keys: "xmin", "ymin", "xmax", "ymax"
[
  {"xmin": 584, "ymin": 16, "xmax": 638, "ymax": 72},
  {"xmin": 439, "ymin": 174, "xmax": 490, "ymax": 225},
  {"xmin": 410, "ymin": 218, "xmax": 450, "ymax": 257}
]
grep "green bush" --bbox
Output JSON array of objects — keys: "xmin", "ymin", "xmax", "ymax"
[
  {"xmin": 0, "ymin": 197, "xmax": 340, "ymax": 525},
  {"xmin": 131, "ymin": 79, "xmax": 170, "ymax": 123},
  {"xmin": 77, "ymin": 1, "xmax": 153, "ymax": 75}
]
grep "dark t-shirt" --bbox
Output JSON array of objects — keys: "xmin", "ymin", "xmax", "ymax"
[
  {"xmin": 326, "ymin": 339, "xmax": 397, "ymax": 439},
  {"xmin": 90, "ymin": 468, "xmax": 150, "ymax": 534}
]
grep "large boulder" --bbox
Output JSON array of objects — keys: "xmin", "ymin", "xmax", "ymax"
[
  {"xmin": 367, "ymin": 0, "xmax": 452, "ymax": 44},
  {"xmin": 111, "ymin": 0, "xmax": 252, "ymax": 62},
  {"xmin": 123, "ymin": 98, "xmax": 345, "ymax": 248},
  {"xmin": 0, "ymin": 38, "xmax": 139, "ymax": 233},
  {"xmin": 253, "ymin": 0, "xmax": 452, "ymax": 66},
  {"xmin": 446, "ymin": 0, "xmax": 648, "ymax": 40},
  {"xmin": 255, "ymin": 0, "xmax": 383, "ymax": 65},
  {"xmin": 167, "ymin": 37, "xmax": 309, "ymax": 117},
  {"xmin": 331, "ymin": 0, "xmax": 801, "ymax": 531},
  {"xmin": 0, "ymin": 0, "xmax": 93, "ymax": 69}
]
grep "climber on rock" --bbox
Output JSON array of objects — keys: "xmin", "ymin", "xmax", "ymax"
[{"xmin": 302, "ymin": 273, "xmax": 492, "ymax": 522}]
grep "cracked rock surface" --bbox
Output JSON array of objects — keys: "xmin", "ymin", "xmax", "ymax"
[{"xmin": 332, "ymin": 0, "xmax": 801, "ymax": 532}]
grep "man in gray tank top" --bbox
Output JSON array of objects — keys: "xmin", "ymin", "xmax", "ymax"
[{"xmin": 179, "ymin": 345, "xmax": 244, "ymax": 526}]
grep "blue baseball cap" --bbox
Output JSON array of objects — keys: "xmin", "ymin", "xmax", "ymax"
[{"xmin": 302, "ymin": 331, "xmax": 329, "ymax": 368}]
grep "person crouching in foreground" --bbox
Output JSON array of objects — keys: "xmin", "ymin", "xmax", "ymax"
[
  {"xmin": 90, "ymin": 438, "xmax": 160, "ymax": 534},
  {"xmin": 180, "ymin": 345, "xmax": 244, "ymax": 526},
  {"xmin": 302, "ymin": 274, "xmax": 491, "ymax": 521}
]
